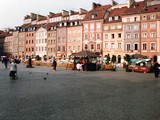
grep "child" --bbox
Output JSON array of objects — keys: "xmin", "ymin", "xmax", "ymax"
[{"xmin": 9, "ymin": 59, "xmax": 17, "ymax": 80}]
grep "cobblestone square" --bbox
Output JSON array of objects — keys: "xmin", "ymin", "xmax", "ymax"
[{"xmin": 0, "ymin": 63, "xmax": 160, "ymax": 120}]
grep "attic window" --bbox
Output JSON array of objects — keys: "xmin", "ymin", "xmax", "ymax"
[
  {"xmin": 133, "ymin": 4, "xmax": 139, "ymax": 8},
  {"xmin": 115, "ymin": 16, "xmax": 119, "ymax": 20},
  {"xmin": 91, "ymin": 13, "xmax": 97, "ymax": 19},
  {"xmin": 109, "ymin": 17, "xmax": 112, "ymax": 21}
]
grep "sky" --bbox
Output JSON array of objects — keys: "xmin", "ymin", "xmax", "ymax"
[{"xmin": 0, "ymin": 0, "xmax": 127, "ymax": 29}]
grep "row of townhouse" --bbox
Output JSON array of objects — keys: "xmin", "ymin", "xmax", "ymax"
[{"xmin": 2, "ymin": 0, "xmax": 160, "ymax": 61}]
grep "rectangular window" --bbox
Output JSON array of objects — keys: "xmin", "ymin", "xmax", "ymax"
[
  {"xmin": 142, "ymin": 16, "xmax": 146, "ymax": 20},
  {"xmin": 111, "ymin": 25, "xmax": 115, "ymax": 30},
  {"xmin": 91, "ymin": 44, "xmax": 94, "ymax": 49},
  {"xmin": 126, "ymin": 34, "xmax": 131, "ymax": 39},
  {"xmin": 134, "ymin": 33, "xmax": 139, "ymax": 39},
  {"xmin": 73, "ymin": 46, "xmax": 76, "ymax": 50},
  {"xmin": 143, "ymin": 33, "xmax": 147, "ymax": 38},
  {"xmin": 111, "ymin": 43, "xmax": 114, "ymax": 49},
  {"xmin": 126, "ymin": 44, "xmax": 131, "ymax": 51},
  {"xmin": 151, "ymin": 33, "xmax": 156, "ymax": 38},
  {"xmin": 151, "ymin": 43, "xmax": 156, "ymax": 50},
  {"xmin": 111, "ymin": 34, "xmax": 115, "ymax": 39},
  {"xmin": 150, "ymin": 23, "xmax": 156, "ymax": 29},
  {"xmin": 126, "ymin": 25, "xmax": 131, "ymax": 30},
  {"xmin": 105, "ymin": 43, "xmax": 108, "ymax": 49},
  {"xmin": 90, "ymin": 34, "xmax": 94, "ymax": 40},
  {"xmin": 57, "ymin": 46, "xmax": 60, "ymax": 51},
  {"xmin": 118, "ymin": 43, "xmax": 121, "ymax": 49},
  {"xmin": 78, "ymin": 46, "xmax": 80, "ymax": 50},
  {"xmin": 150, "ymin": 15, "xmax": 156, "ymax": 20},
  {"xmin": 105, "ymin": 34, "xmax": 108, "ymax": 39},
  {"xmin": 134, "ymin": 17, "xmax": 137, "ymax": 21},
  {"xmin": 62, "ymin": 46, "xmax": 65, "ymax": 52},
  {"xmin": 85, "ymin": 44, "xmax": 88, "ymax": 50},
  {"xmin": 84, "ymin": 34, "xmax": 88, "ymax": 40},
  {"xmin": 118, "ymin": 33, "xmax": 121, "ymax": 38},
  {"xmin": 97, "ymin": 44, "xmax": 100, "ymax": 49},
  {"xmin": 142, "ymin": 23, "xmax": 147, "ymax": 29},
  {"xmin": 127, "ymin": 18, "xmax": 130, "ymax": 22},
  {"xmin": 97, "ymin": 34, "xmax": 100, "ymax": 39},
  {"xmin": 134, "ymin": 44, "xmax": 138, "ymax": 50},
  {"xmin": 142, "ymin": 43, "xmax": 147, "ymax": 50},
  {"xmin": 134, "ymin": 25, "xmax": 138, "ymax": 30}
]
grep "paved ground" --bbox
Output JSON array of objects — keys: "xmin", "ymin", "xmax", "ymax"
[{"xmin": 0, "ymin": 62, "xmax": 160, "ymax": 120}]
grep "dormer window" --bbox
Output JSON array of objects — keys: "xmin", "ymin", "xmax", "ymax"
[
  {"xmin": 150, "ymin": 15, "xmax": 156, "ymax": 20},
  {"xmin": 64, "ymin": 22, "xmax": 67, "ymax": 26},
  {"xmin": 59, "ymin": 23, "xmax": 62, "ymax": 27},
  {"xmin": 91, "ymin": 13, "xmax": 97, "ymax": 19},
  {"xmin": 115, "ymin": 16, "xmax": 119, "ymax": 20},
  {"xmin": 70, "ymin": 22, "xmax": 73, "ymax": 26},
  {"xmin": 133, "ymin": 4, "xmax": 138, "ymax": 8},
  {"xmin": 109, "ymin": 17, "xmax": 112, "ymax": 21},
  {"xmin": 54, "ymin": 26, "xmax": 56, "ymax": 30},
  {"xmin": 75, "ymin": 21, "xmax": 77, "ymax": 25},
  {"xmin": 143, "ymin": 16, "xmax": 146, "ymax": 20}
]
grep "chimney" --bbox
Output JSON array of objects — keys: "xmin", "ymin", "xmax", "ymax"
[
  {"xmin": 127, "ymin": 0, "xmax": 135, "ymax": 8},
  {"xmin": 79, "ymin": 8, "xmax": 87, "ymax": 14},
  {"xmin": 92, "ymin": 2, "xmax": 97, "ymax": 9}
]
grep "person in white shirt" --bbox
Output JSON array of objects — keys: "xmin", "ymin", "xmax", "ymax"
[
  {"xmin": 76, "ymin": 62, "xmax": 83, "ymax": 71},
  {"xmin": 9, "ymin": 59, "xmax": 17, "ymax": 80}
]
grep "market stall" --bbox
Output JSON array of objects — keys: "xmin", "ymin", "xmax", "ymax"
[{"xmin": 71, "ymin": 50, "xmax": 98, "ymax": 71}]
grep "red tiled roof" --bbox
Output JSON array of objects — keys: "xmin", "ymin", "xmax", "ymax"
[
  {"xmin": 0, "ymin": 32, "xmax": 10, "ymax": 37},
  {"xmin": 105, "ymin": 7, "xmax": 127, "ymax": 23},
  {"xmin": 6, "ymin": 33, "xmax": 13, "ymax": 37},
  {"xmin": 25, "ymin": 24, "xmax": 37, "ymax": 30},
  {"xmin": 21, "ymin": 23, "xmax": 30, "ymax": 28},
  {"xmin": 142, "ymin": 4, "xmax": 160, "ymax": 13},
  {"xmin": 45, "ymin": 22, "xmax": 59, "ymax": 30},
  {"xmin": 83, "ymin": 4, "xmax": 111, "ymax": 21},
  {"xmin": 124, "ymin": 1, "xmax": 146, "ymax": 15},
  {"xmin": 109, "ymin": 7, "xmax": 127, "ymax": 16},
  {"xmin": 36, "ymin": 24, "xmax": 46, "ymax": 29}
]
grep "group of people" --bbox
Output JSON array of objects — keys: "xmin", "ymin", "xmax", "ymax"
[{"xmin": 1, "ymin": 55, "xmax": 160, "ymax": 80}]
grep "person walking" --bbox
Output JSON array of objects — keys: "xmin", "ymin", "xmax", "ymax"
[
  {"xmin": 28, "ymin": 56, "xmax": 32, "ymax": 68},
  {"xmin": 3, "ymin": 56, "xmax": 8, "ymax": 69},
  {"xmin": 52, "ymin": 59, "xmax": 57, "ymax": 71},
  {"xmin": 153, "ymin": 55, "xmax": 160, "ymax": 78},
  {"xmin": 9, "ymin": 59, "xmax": 17, "ymax": 80},
  {"xmin": 153, "ymin": 61, "xmax": 160, "ymax": 78}
]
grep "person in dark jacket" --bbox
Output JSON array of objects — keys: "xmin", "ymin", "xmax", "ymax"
[
  {"xmin": 153, "ymin": 62, "xmax": 160, "ymax": 78},
  {"xmin": 28, "ymin": 56, "xmax": 32, "ymax": 68},
  {"xmin": 52, "ymin": 59, "xmax": 57, "ymax": 71},
  {"xmin": 3, "ymin": 56, "xmax": 8, "ymax": 69}
]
